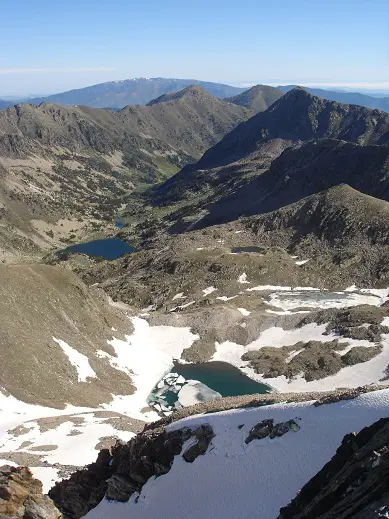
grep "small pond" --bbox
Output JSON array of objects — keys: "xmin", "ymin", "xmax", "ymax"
[
  {"xmin": 114, "ymin": 216, "xmax": 128, "ymax": 229},
  {"xmin": 149, "ymin": 361, "xmax": 271, "ymax": 415},
  {"xmin": 173, "ymin": 361, "xmax": 270, "ymax": 397},
  {"xmin": 63, "ymin": 237, "xmax": 135, "ymax": 261}
]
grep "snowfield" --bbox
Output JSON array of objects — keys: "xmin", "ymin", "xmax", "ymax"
[{"xmin": 85, "ymin": 388, "xmax": 389, "ymax": 519}]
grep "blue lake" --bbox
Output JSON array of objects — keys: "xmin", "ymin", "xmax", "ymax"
[
  {"xmin": 172, "ymin": 361, "xmax": 270, "ymax": 397},
  {"xmin": 114, "ymin": 216, "xmax": 128, "ymax": 229},
  {"xmin": 63, "ymin": 237, "xmax": 135, "ymax": 260}
]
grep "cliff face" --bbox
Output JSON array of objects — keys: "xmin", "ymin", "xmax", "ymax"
[
  {"xmin": 278, "ymin": 417, "xmax": 389, "ymax": 519},
  {"xmin": 49, "ymin": 423, "xmax": 214, "ymax": 518}
]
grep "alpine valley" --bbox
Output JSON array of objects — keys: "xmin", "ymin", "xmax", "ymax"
[{"xmin": 1, "ymin": 80, "xmax": 389, "ymax": 519}]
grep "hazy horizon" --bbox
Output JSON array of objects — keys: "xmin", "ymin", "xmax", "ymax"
[{"xmin": 1, "ymin": 77, "xmax": 389, "ymax": 99}]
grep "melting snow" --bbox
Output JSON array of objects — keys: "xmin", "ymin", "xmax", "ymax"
[
  {"xmin": 172, "ymin": 292, "xmax": 186, "ymax": 301},
  {"xmin": 295, "ymin": 259, "xmax": 310, "ymax": 265},
  {"xmin": 203, "ymin": 286, "xmax": 217, "ymax": 296},
  {"xmin": 237, "ymin": 273, "xmax": 250, "ymax": 284},
  {"xmin": 216, "ymin": 295, "xmax": 238, "ymax": 302},
  {"xmin": 103, "ymin": 317, "xmax": 199, "ymax": 419},
  {"xmin": 177, "ymin": 380, "xmax": 222, "ymax": 408},
  {"xmin": 237, "ymin": 308, "xmax": 251, "ymax": 316},
  {"xmin": 53, "ymin": 338, "xmax": 96, "ymax": 382},
  {"xmin": 268, "ymin": 290, "xmax": 386, "ymax": 311}
]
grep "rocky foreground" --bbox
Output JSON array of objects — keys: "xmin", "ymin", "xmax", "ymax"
[
  {"xmin": 2, "ymin": 387, "xmax": 389, "ymax": 519},
  {"xmin": 0, "ymin": 466, "xmax": 61, "ymax": 518}
]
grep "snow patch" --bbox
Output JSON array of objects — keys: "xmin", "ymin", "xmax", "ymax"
[
  {"xmin": 237, "ymin": 308, "xmax": 251, "ymax": 316},
  {"xmin": 247, "ymin": 285, "xmax": 292, "ymax": 292},
  {"xmin": 31, "ymin": 466, "xmax": 60, "ymax": 493},
  {"xmin": 172, "ymin": 292, "xmax": 186, "ymax": 301},
  {"xmin": 295, "ymin": 259, "xmax": 310, "ymax": 266},
  {"xmin": 104, "ymin": 317, "xmax": 199, "ymax": 419},
  {"xmin": 53, "ymin": 338, "xmax": 96, "ymax": 382},
  {"xmin": 203, "ymin": 286, "xmax": 217, "ymax": 296},
  {"xmin": 216, "ymin": 295, "xmax": 238, "ymax": 302},
  {"xmin": 237, "ymin": 273, "xmax": 250, "ymax": 284}
]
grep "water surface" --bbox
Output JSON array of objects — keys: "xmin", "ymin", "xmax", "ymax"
[
  {"xmin": 173, "ymin": 361, "xmax": 270, "ymax": 397},
  {"xmin": 63, "ymin": 237, "xmax": 134, "ymax": 260}
]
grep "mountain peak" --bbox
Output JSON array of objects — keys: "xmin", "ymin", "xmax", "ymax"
[
  {"xmin": 147, "ymin": 85, "xmax": 213, "ymax": 106},
  {"xmin": 226, "ymin": 84, "xmax": 282, "ymax": 113},
  {"xmin": 275, "ymin": 85, "xmax": 314, "ymax": 103},
  {"xmin": 194, "ymin": 87, "xmax": 389, "ymax": 170}
]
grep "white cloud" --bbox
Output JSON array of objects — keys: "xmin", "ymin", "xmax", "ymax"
[{"xmin": 0, "ymin": 67, "xmax": 114, "ymax": 75}]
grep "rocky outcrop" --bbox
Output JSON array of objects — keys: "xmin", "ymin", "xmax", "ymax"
[
  {"xmin": 278, "ymin": 417, "xmax": 389, "ymax": 518},
  {"xmin": 48, "ymin": 449, "xmax": 111, "ymax": 519},
  {"xmin": 0, "ymin": 466, "xmax": 61, "ymax": 519},
  {"xmin": 242, "ymin": 339, "xmax": 383, "ymax": 382},
  {"xmin": 245, "ymin": 419, "xmax": 300, "ymax": 444},
  {"xmin": 49, "ymin": 424, "xmax": 214, "ymax": 518}
]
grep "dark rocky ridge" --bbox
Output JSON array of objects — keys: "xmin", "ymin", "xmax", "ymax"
[
  {"xmin": 278, "ymin": 417, "xmax": 389, "ymax": 518},
  {"xmin": 49, "ymin": 424, "xmax": 215, "ymax": 518},
  {"xmin": 195, "ymin": 87, "xmax": 389, "ymax": 169},
  {"xmin": 279, "ymin": 84, "xmax": 389, "ymax": 112},
  {"xmin": 148, "ymin": 89, "xmax": 389, "ymax": 216},
  {"xmin": 182, "ymin": 140, "xmax": 389, "ymax": 229}
]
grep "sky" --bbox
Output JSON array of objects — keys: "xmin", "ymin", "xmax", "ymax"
[{"xmin": 1, "ymin": 0, "xmax": 388, "ymax": 96}]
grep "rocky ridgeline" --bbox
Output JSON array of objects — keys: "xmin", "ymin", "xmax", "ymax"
[
  {"xmin": 49, "ymin": 423, "xmax": 214, "ymax": 518},
  {"xmin": 278, "ymin": 417, "xmax": 389, "ymax": 518},
  {"xmin": 0, "ymin": 466, "xmax": 61, "ymax": 519}
]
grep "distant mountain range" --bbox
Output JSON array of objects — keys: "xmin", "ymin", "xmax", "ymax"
[
  {"xmin": 6, "ymin": 78, "xmax": 246, "ymax": 109},
  {"xmin": 0, "ymin": 99, "xmax": 13, "ymax": 110},
  {"xmin": 1, "ymin": 77, "xmax": 389, "ymax": 112}
]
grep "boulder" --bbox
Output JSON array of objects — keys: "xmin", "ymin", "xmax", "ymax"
[{"xmin": 0, "ymin": 466, "xmax": 61, "ymax": 519}]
